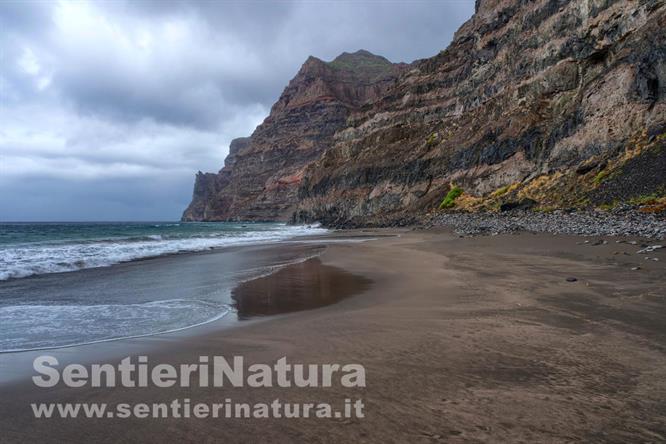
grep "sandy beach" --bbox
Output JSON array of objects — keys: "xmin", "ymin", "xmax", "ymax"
[{"xmin": 1, "ymin": 229, "xmax": 665, "ymax": 443}]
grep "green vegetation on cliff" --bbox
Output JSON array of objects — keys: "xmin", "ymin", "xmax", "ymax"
[{"xmin": 439, "ymin": 186, "xmax": 463, "ymax": 209}]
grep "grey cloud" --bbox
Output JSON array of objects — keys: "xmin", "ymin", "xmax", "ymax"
[
  {"xmin": 0, "ymin": 1, "xmax": 52, "ymax": 33},
  {"xmin": 6, "ymin": 1, "xmax": 473, "ymax": 128}
]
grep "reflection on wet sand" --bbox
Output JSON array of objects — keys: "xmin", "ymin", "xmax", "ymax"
[{"xmin": 231, "ymin": 258, "xmax": 372, "ymax": 319}]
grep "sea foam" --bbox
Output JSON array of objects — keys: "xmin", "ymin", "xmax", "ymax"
[
  {"xmin": 0, "ymin": 224, "xmax": 326, "ymax": 281},
  {"xmin": 0, "ymin": 299, "xmax": 232, "ymax": 352}
]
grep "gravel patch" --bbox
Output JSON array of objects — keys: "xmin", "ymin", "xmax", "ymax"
[{"xmin": 426, "ymin": 208, "xmax": 666, "ymax": 239}]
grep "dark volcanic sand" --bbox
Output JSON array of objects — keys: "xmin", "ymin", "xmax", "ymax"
[{"xmin": 1, "ymin": 229, "xmax": 665, "ymax": 443}]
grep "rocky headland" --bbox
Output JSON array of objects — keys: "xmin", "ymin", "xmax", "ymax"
[{"xmin": 182, "ymin": 50, "xmax": 406, "ymax": 221}]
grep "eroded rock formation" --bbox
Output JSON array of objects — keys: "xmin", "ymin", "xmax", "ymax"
[{"xmin": 182, "ymin": 50, "xmax": 405, "ymax": 221}]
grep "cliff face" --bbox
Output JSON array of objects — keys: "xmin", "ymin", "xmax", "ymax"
[
  {"xmin": 184, "ymin": 0, "xmax": 666, "ymax": 225},
  {"xmin": 182, "ymin": 50, "xmax": 406, "ymax": 221},
  {"xmin": 294, "ymin": 0, "xmax": 666, "ymax": 225}
]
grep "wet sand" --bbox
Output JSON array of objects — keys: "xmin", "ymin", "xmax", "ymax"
[
  {"xmin": 232, "ymin": 257, "xmax": 372, "ymax": 319},
  {"xmin": 1, "ymin": 229, "xmax": 666, "ymax": 443}
]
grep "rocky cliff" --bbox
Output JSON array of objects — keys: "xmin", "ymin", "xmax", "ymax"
[
  {"xmin": 184, "ymin": 0, "xmax": 666, "ymax": 225},
  {"xmin": 182, "ymin": 50, "xmax": 406, "ymax": 221}
]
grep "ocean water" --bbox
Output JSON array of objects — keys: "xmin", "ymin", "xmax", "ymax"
[
  {"xmin": 0, "ymin": 222, "xmax": 325, "ymax": 281},
  {"xmin": 0, "ymin": 222, "xmax": 327, "ymax": 352}
]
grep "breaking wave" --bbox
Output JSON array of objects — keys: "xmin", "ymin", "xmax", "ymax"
[{"xmin": 0, "ymin": 224, "xmax": 327, "ymax": 281}]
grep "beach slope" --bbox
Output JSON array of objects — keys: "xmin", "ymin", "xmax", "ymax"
[{"xmin": 1, "ymin": 230, "xmax": 665, "ymax": 443}]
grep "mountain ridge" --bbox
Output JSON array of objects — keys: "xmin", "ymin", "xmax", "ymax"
[{"xmin": 182, "ymin": 49, "xmax": 405, "ymax": 221}]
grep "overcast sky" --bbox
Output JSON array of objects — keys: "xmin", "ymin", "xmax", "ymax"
[{"xmin": 0, "ymin": 0, "xmax": 474, "ymax": 221}]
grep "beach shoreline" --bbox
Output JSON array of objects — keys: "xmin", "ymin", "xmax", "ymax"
[{"xmin": 1, "ymin": 228, "xmax": 666, "ymax": 442}]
